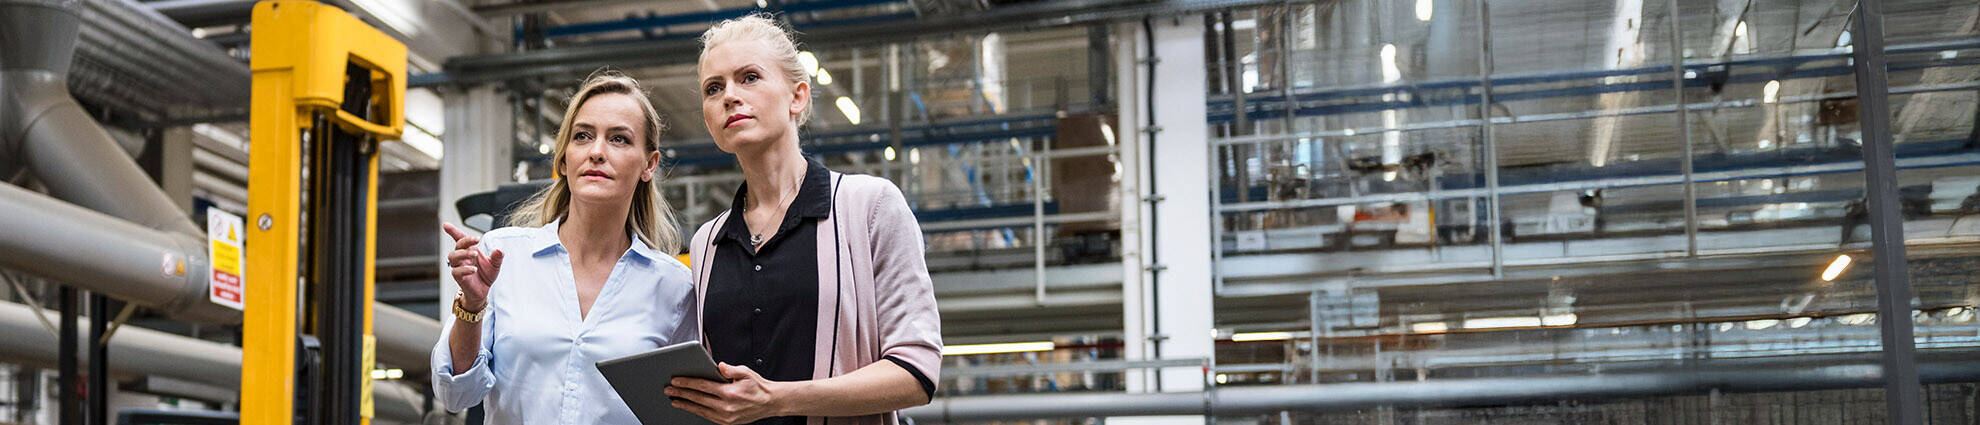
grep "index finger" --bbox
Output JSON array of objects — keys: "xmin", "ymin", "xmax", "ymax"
[
  {"xmin": 442, "ymin": 223, "xmax": 469, "ymax": 241},
  {"xmin": 669, "ymin": 377, "xmax": 725, "ymax": 394}
]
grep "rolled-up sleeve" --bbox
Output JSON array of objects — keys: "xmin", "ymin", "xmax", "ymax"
[
  {"xmin": 866, "ymin": 181, "xmax": 942, "ymax": 400},
  {"xmin": 432, "ymin": 236, "xmax": 501, "ymax": 413},
  {"xmin": 430, "ymin": 312, "xmax": 497, "ymax": 412}
]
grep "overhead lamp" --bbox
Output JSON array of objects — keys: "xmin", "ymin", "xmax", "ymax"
[
  {"xmin": 1821, "ymin": 254, "xmax": 1852, "ymax": 282},
  {"xmin": 884, "ymin": 146, "xmax": 897, "ymax": 161},
  {"xmin": 350, "ymin": 0, "xmax": 419, "ymax": 37},
  {"xmin": 1787, "ymin": 317, "xmax": 1812, "ymax": 328},
  {"xmin": 1745, "ymin": 319, "xmax": 1780, "ymax": 330},
  {"xmin": 1410, "ymin": 322, "xmax": 1449, "ymax": 334},
  {"xmin": 1231, "ymin": 331, "xmax": 1293, "ymax": 342},
  {"xmin": 1542, "ymin": 314, "xmax": 1578, "ymax": 327},
  {"xmin": 1839, "ymin": 313, "xmax": 1876, "ymax": 325},
  {"xmin": 942, "ymin": 341, "xmax": 1054, "ymax": 356},
  {"xmin": 1763, "ymin": 80, "xmax": 1781, "ymax": 104},
  {"xmin": 1379, "ymin": 44, "xmax": 1401, "ymax": 83},
  {"xmin": 1464, "ymin": 316, "xmax": 1541, "ymax": 330},
  {"xmin": 1415, "ymin": 0, "xmax": 1434, "ymax": 22},
  {"xmin": 798, "ymin": 51, "xmax": 820, "ymax": 76},
  {"xmin": 1100, "ymin": 122, "xmax": 1116, "ymax": 146},
  {"xmin": 816, "ymin": 69, "xmax": 833, "ymax": 85},
  {"xmin": 835, "ymin": 96, "xmax": 861, "ymax": 125}
]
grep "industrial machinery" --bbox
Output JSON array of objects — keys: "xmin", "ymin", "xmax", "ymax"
[{"xmin": 242, "ymin": 2, "xmax": 407, "ymax": 424}]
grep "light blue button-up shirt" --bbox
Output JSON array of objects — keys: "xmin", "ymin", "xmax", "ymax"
[{"xmin": 431, "ymin": 220, "xmax": 696, "ymax": 425}]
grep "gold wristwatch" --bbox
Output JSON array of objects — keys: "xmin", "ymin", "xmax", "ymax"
[{"xmin": 452, "ymin": 292, "xmax": 484, "ymax": 323}]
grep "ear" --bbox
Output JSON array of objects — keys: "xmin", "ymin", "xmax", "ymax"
[
  {"xmin": 644, "ymin": 149, "xmax": 660, "ymax": 182},
  {"xmin": 789, "ymin": 79, "xmax": 810, "ymax": 121}
]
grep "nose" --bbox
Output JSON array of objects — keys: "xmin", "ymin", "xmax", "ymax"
[
  {"xmin": 575, "ymin": 138, "xmax": 605, "ymax": 163},
  {"xmin": 722, "ymin": 85, "xmax": 742, "ymax": 110}
]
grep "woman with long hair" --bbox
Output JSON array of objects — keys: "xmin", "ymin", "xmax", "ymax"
[
  {"xmin": 666, "ymin": 13, "xmax": 942, "ymax": 425},
  {"xmin": 430, "ymin": 71, "xmax": 694, "ymax": 424}
]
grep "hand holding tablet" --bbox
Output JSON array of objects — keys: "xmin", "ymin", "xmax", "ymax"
[{"xmin": 596, "ymin": 341, "xmax": 728, "ymax": 425}]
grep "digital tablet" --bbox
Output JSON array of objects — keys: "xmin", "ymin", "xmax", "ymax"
[{"xmin": 596, "ymin": 341, "xmax": 728, "ymax": 425}]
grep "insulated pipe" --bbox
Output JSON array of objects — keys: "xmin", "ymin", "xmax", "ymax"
[
  {"xmin": 0, "ymin": 183, "xmax": 443, "ymax": 376},
  {"xmin": 1, "ymin": 0, "xmax": 198, "ymax": 237},
  {"xmin": 0, "ymin": 300, "xmax": 431, "ymax": 423},
  {"xmin": 0, "ymin": 0, "xmax": 441, "ymax": 378},
  {"xmin": 905, "ymin": 360, "xmax": 1980, "ymax": 423},
  {"xmin": 0, "ymin": 181, "xmax": 233, "ymax": 323}
]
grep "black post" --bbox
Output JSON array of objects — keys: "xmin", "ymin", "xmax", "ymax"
[
  {"xmin": 57, "ymin": 286, "xmax": 77, "ymax": 425},
  {"xmin": 1848, "ymin": 1, "xmax": 1924, "ymax": 424},
  {"xmin": 87, "ymin": 294, "xmax": 110, "ymax": 425}
]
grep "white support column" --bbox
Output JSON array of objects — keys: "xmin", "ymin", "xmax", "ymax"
[
  {"xmin": 1146, "ymin": 14, "xmax": 1216, "ymax": 397},
  {"xmin": 1117, "ymin": 17, "xmax": 1216, "ymax": 425},
  {"xmin": 436, "ymin": 84, "xmax": 511, "ymax": 318}
]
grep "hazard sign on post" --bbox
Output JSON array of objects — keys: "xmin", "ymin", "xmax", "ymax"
[{"xmin": 208, "ymin": 209, "xmax": 246, "ymax": 310}]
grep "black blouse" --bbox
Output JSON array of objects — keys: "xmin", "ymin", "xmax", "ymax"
[{"xmin": 704, "ymin": 158, "xmax": 831, "ymax": 425}]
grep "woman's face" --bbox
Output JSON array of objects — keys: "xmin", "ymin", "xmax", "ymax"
[
  {"xmin": 562, "ymin": 92, "xmax": 658, "ymax": 207},
  {"xmin": 699, "ymin": 39, "xmax": 808, "ymax": 155}
]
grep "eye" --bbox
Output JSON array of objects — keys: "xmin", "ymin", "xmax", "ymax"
[
  {"xmin": 573, "ymin": 131, "xmax": 593, "ymax": 143},
  {"xmin": 611, "ymin": 135, "xmax": 631, "ymax": 145},
  {"xmin": 742, "ymin": 72, "xmax": 760, "ymax": 84},
  {"xmin": 704, "ymin": 83, "xmax": 721, "ymax": 96}
]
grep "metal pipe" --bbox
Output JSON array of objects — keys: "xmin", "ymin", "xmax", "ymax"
[
  {"xmin": 1475, "ymin": 0, "xmax": 1502, "ymax": 278},
  {"xmin": 87, "ymin": 294, "xmax": 107, "ymax": 425},
  {"xmin": 1032, "ymin": 150, "xmax": 1047, "ymax": 304},
  {"xmin": 1849, "ymin": 0, "xmax": 1924, "ymax": 422},
  {"xmin": 192, "ymin": 147, "xmax": 249, "ymax": 183},
  {"xmin": 1209, "ymin": 78, "xmax": 1980, "ymax": 147},
  {"xmin": 0, "ymin": 0, "xmax": 438, "ymax": 378},
  {"xmin": 58, "ymin": 286, "xmax": 77, "ymax": 425},
  {"xmin": 0, "ymin": 300, "xmax": 431, "ymax": 423},
  {"xmin": 0, "ymin": 183, "xmax": 439, "ymax": 376},
  {"xmin": 905, "ymin": 359, "xmax": 1980, "ymax": 423},
  {"xmin": 1670, "ymin": 0, "xmax": 1698, "ymax": 258},
  {"xmin": 1, "ymin": 1, "xmax": 198, "ymax": 238},
  {"xmin": 0, "ymin": 182, "xmax": 233, "ymax": 324}
]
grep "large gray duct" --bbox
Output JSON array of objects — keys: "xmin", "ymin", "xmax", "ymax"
[
  {"xmin": 0, "ymin": 183, "xmax": 441, "ymax": 375},
  {"xmin": 0, "ymin": 0, "xmax": 440, "ymax": 375},
  {"xmin": 0, "ymin": 300, "xmax": 431, "ymax": 423}
]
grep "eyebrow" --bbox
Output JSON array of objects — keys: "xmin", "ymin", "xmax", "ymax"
[
  {"xmin": 572, "ymin": 122, "xmax": 635, "ymax": 133},
  {"xmin": 700, "ymin": 64, "xmax": 764, "ymax": 86}
]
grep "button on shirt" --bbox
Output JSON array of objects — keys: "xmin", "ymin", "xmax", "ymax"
[
  {"xmin": 431, "ymin": 220, "xmax": 697, "ymax": 425},
  {"xmin": 705, "ymin": 158, "xmax": 830, "ymax": 425}
]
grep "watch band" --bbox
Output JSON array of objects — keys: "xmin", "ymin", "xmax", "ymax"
[{"xmin": 452, "ymin": 295, "xmax": 484, "ymax": 323}]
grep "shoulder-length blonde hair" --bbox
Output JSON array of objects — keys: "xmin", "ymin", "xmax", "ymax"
[{"xmin": 509, "ymin": 70, "xmax": 682, "ymax": 254}]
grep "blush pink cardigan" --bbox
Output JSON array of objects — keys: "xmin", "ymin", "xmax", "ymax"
[{"xmin": 687, "ymin": 171, "xmax": 943, "ymax": 425}]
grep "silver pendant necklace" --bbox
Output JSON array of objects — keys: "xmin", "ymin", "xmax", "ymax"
[{"xmin": 745, "ymin": 171, "xmax": 801, "ymax": 248}]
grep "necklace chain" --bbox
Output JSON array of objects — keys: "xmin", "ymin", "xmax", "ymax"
[{"xmin": 744, "ymin": 171, "xmax": 802, "ymax": 248}]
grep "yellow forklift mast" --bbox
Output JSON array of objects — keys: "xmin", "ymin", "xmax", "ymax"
[{"xmin": 243, "ymin": 2, "xmax": 406, "ymax": 424}]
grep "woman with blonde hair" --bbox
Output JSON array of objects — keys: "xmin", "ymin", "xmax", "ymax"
[
  {"xmin": 430, "ymin": 70, "xmax": 695, "ymax": 424},
  {"xmin": 666, "ymin": 13, "xmax": 942, "ymax": 425}
]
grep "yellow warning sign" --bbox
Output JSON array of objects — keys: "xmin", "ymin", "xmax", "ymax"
[{"xmin": 207, "ymin": 209, "xmax": 246, "ymax": 310}]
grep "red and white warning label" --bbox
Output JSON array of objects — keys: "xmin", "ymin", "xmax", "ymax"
[{"xmin": 207, "ymin": 209, "xmax": 245, "ymax": 310}]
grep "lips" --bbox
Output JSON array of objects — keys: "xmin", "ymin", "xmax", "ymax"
[
  {"xmin": 579, "ymin": 170, "xmax": 611, "ymax": 180},
  {"xmin": 725, "ymin": 113, "xmax": 753, "ymax": 128}
]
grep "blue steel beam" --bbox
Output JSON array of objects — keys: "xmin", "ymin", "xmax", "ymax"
[{"xmin": 537, "ymin": 0, "xmax": 909, "ymax": 39}]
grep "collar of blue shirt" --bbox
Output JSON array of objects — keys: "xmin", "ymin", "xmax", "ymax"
[{"xmin": 526, "ymin": 218, "xmax": 665, "ymax": 263}]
